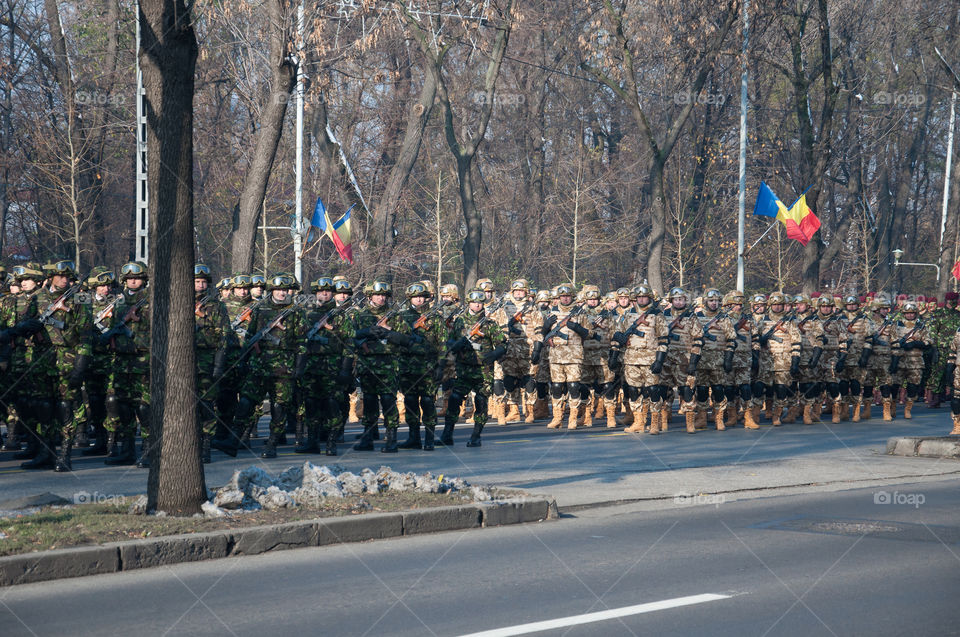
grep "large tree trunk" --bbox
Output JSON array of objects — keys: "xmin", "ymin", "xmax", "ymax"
[
  {"xmin": 644, "ymin": 159, "xmax": 667, "ymax": 292},
  {"xmin": 140, "ymin": 0, "xmax": 205, "ymax": 516},
  {"xmin": 228, "ymin": 0, "xmax": 296, "ymax": 273},
  {"xmin": 939, "ymin": 117, "xmax": 960, "ymax": 297}
]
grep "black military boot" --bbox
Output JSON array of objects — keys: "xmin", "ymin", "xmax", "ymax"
[
  {"xmin": 325, "ymin": 429, "xmax": 338, "ymax": 456},
  {"xmin": 13, "ymin": 428, "xmax": 39, "ymax": 460},
  {"xmin": 423, "ymin": 425, "xmax": 436, "ymax": 451},
  {"xmin": 295, "ymin": 424, "xmax": 319, "ymax": 453},
  {"xmin": 466, "ymin": 421, "xmax": 485, "ymax": 447},
  {"xmin": 82, "ymin": 424, "xmax": 108, "ymax": 456},
  {"xmin": 105, "ymin": 432, "xmax": 136, "ymax": 465},
  {"xmin": 260, "ymin": 431, "xmax": 280, "ymax": 458},
  {"xmin": 104, "ymin": 430, "xmax": 117, "ymax": 458},
  {"xmin": 136, "ymin": 437, "xmax": 152, "ymax": 468},
  {"xmin": 201, "ymin": 434, "xmax": 212, "ymax": 464},
  {"xmin": 398, "ymin": 423, "xmax": 422, "ymax": 449},
  {"xmin": 353, "ymin": 423, "xmax": 375, "ymax": 451},
  {"xmin": 74, "ymin": 425, "xmax": 89, "ymax": 450},
  {"xmin": 436, "ymin": 415, "xmax": 456, "ymax": 446},
  {"xmin": 21, "ymin": 434, "xmax": 55, "ymax": 470},
  {"xmin": 381, "ymin": 427, "xmax": 399, "ymax": 453},
  {"xmin": 54, "ymin": 432, "xmax": 74, "ymax": 472}
]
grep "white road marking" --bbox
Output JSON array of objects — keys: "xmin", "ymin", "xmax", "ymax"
[{"xmin": 456, "ymin": 593, "xmax": 733, "ymax": 637}]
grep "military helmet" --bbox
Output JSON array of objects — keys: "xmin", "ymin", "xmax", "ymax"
[
  {"xmin": 510, "ymin": 278, "xmax": 529, "ymax": 292},
  {"xmin": 634, "ymin": 284, "xmax": 652, "ymax": 299},
  {"xmin": 311, "ymin": 276, "xmax": 334, "ymax": 293},
  {"xmin": 817, "ymin": 295, "xmax": 834, "ymax": 307},
  {"xmin": 439, "ymin": 283, "xmax": 460, "ymax": 301},
  {"xmin": 87, "ymin": 266, "xmax": 115, "ymax": 288},
  {"xmin": 364, "ymin": 280, "xmax": 392, "ymax": 296},
  {"xmin": 581, "ymin": 284, "xmax": 601, "ymax": 300},
  {"xmin": 231, "ymin": 273, "xmax": 252, "ymax": 289},
  {"xmin": 418, "ymin": 280, "xmax": 436, "ymax": 297},
  {"xmin": 767, "ymin": 292, "xmax": 787, "ymax": 306},
  {"xmin": 120, "ymin": 261, "xmax": 149, "ymax": 281},
  {"xmin": 46, "ymin": 259, "xmax": 77, "ymax": 278},
  {"xmin": 216, "ymin": 277, "xmax": 232, "ymax": 290},
  {"xmin": 872, "ymin": 293, "xmax": 892, "ymax": 309},
  {"xmin": 603, "ymin": 291, "xmax": 617, "ymax": 303},
  {"xmin": 332, "ymin": 275, "xmax": 352, "ymax": 295},
  {"xmin": 703, "ymin": 288, "xmax": 723, "ymax": 301},
  {"xmin": 466, "ymin": 288, "xmax": 486, "ymax": 303},
  {"xmin": 901, "ymin": 301, "xmax": 919, "ymax": 313},
  {"xmin": 843, "ymin": 294, "xmax": 859, "ymax": 306},
  {"xmin": 668, "ymin": 287, "xmax": 687, "ymax": 300},
  {"xmin": 193, "ymin": 263, "xmax": 212, "ymax": 282},
  {"xmin": 405, "ymin": 282, "xmax": 430, "ymax": 299},
  {"xmin": 250, "ymin": 274, "xmax": 266, "ymax": 288},
  {"xmin": 556, "ymin": 283, "xmax": 576, "ymax": 297},
  {"xmin": 751, "ymin": 293, "xmax": 767, "ymax": 306},
  {"xmin": 267, "ymin": 272, "xmax": 298, "ymax": 291},
  {"xmin": 794, "ymin": 293, "xmax": 812, "ymax": 307},
  {"xmin": 616, "ymin": 287, "xmax": 632, "ymax": 298},
  {"xmin": 535, "ymin": 289, "xmax": 551, "ymax": 303},
  {"xmin": 476, "ymin": 278, "xmax": 495, "ymax": 292},
  {"xmin": 11, "ymin": 262, "xmax": 44, "ymax": 282}
]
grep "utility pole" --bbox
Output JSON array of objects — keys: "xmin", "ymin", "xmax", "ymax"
[
  {"xmin": 293, "ymin": 0, "xmax": 305, "ymax": 284},
  {"xmin": 135, "ymin": 0, "xmax": 149, "ymax": 264},
  {"xmin": 736, "ymin": 0, "xmax": 749, "ymax": 291}
]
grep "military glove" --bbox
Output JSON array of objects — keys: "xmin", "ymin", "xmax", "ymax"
[
  {"xmin": 723, "ymin": 350, "xmax": 735, "ymax": 373},
  {"xmin": 809, "ymin": 347, "xmax": 823, "ymax": 369},
  {"xmin": 386, "ymin": 331, "xmax": 411, "ymax": 347},
  {"xmin": 294, "ymin": 353, "xmax": 308, "ymax": 379},
  {"xmin": 567, "ymin": 322, "xmax": 589, "ymax": 339},
  {"xmin": 450, "ymin": 337, "xmax": 470, "ymax": 353},
  {"xmin": 835, "ymin": 354, "xmax": 846, "ymax": 373},
  {"xmin": 530, "ymin": 341, "xmax": 544, "ymax": 365},
  {"xmin": 858, "ymin": 349, "xmax": 872, "ymax": 368},
  {"xmin": 607, "ymin": 348, "xmax": 623, "ymax": 372},
  {"xmin": 336, "ymin": 358, "xmax": 355, "ymax": 387},
  {"xmin": 685, "ymin": 353, "xmax": 701, "ymax": 376},
  {"xmin": 14, "ymin": 318, "xmax": 43, "ymax": 336},
  {"xmin": 432, "ymin": 363, "xmax": 445, "ymax": 383},
  {"xmin": 482, "ymin": 345, "xmax": 507, "ymax": 365},
  {"xmin": 650, "ymin": 350, "xmax": 667, "ymax": 375},
  {"xmin": 370, "ymin": 325, "xmax": 389, "ymax": 339},
  {"xmin": 789, "ymin": 355, "xmax": 801, "ymax": 378},
  {"xmin": 540, "ymin": 314, "xmax": 558, "ymax": 335},
  {"xmin": 611, "ymin": 331, "xmax": 629, "ymax": 347},
  {"xmin": 945, "ymin": 362, "xmax": 957, "ymax": 383},
  {"xmin": 889, "ymin": 356, "xmax": 900, "ymax": 374},
  {"xmin": 68, "ymin": 354, "xmax": 90, "ymax": 390},
  {"xmin": 213, "ymin": 348, "xmax": 227, "ymax": 380},
  {"xmin": 751, "ymin": 350, "xmax": 759, "ymax": 373}
]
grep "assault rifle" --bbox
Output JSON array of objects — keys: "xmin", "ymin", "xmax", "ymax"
[
  {"xmin": 413, "ymin": 299, "xmax": 451, "ymax": 331},
  {"xmin": 541, "ymin": 302, "xmax": 585, "ymax": 343},
  {"xmin": 100, "ymin": 297, "xmax": 147, "ymax": 341},
  {"xmin": 38, "ymin": 282, "xmax": 82, "ymax": 330},
  {"xmin": 306, "ymin": 293, "xmax": 366, "ymax": 341},
  {"xmin": 467, "ymin": 298, "xmax": 508, "ymax": 340},
  {"xmin": 230, "ymin": 298, "xmax": 264, "ymax": 339},
  {"xmin": 242, "ymin": 302, "xmax": 299, "ymax": 353},
  {"xmin": 759, "ymin": 311, "xmax": 797, "ymax": 346}
]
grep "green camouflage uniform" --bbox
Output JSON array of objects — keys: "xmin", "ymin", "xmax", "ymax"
[
  {"xmin": 351, "ymin": 301, "xmax": 410, "ymax": 444},
  {"xmin": 106, "ymin": 287, "xmax": 151, "ymax": 438},
  {"xmin": 194, "ymin": 291, "xmax": 231, "ymax": 437},
  {"xmin": 398, "ymin": 302, "xmax": 448, "ymax": 444},
  {"xmin": 300, "ymin": 299, "xmax": 354, "ymax": 447},
  {"xmin": 928, "ymin": 307, "xmax": 960, "ymax": 393}
]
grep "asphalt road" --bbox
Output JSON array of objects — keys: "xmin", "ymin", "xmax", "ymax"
[
  {"xmin": 2, "ymin": 403, "xmax": 959, "ymax": 508},
  {"xmin": 3, "ymin": 477, "xmax": 959, "ymax": 636}
]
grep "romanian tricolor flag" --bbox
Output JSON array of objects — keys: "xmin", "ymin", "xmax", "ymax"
[
  {"xmin": 753, "ymin": 181, "xmax": 821, "ymax": 246},
  {"xmin": 307, "ymin": 197, "xmax": 354, "ymax": 264}
]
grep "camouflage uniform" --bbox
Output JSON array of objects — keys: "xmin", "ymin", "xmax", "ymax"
[
  {"xmin": 688, "ymin": 292, "xmax": 737, "ymax": 431},
  {"xmin": 439, "ymin": 299, "xmax": 507, "ymax": 446},
  {"xmin": 105, "ymin": 284, "xmax": 151, "ymax": 466},
  {"xmin": 868, "ymin": 306, "xmax": 898, "ymax": 420},
  {"xmin": 32, "ymin": 276, "xmax": 93, "ymax": 470},
  {"xmin": 194, "ymin": 284, "xmax": 232, "ymax": 461},
  {"xmin": 928, "ymin": 305, "xmax": 960, "ymax": 396},
  {"xmin": 944, "ymin": 325, "xmax": 960, "ymax": 434},
  {"xmin": 891, "ymin": 304, "xmax": 932, "ymax": 418},
  {"xmin": 351, "ymin": 290, "xmax": 411, "ymax": 452},
  {"xmin": 795, "ymin": 309, "xmax": 824, "ymax": 421},
  {"xmin": 753, "ymin": 296, "xmax": 801, "ymax": 424},
  {"xmin": 579, "ymin": 287, "xmax": 615, "ymax": 427},
  {"xmin": 659, "ymin": 291, "xmax": 700, "ymax": 422},
  {"xmin": 611, "ymin": 301, "xmax": 668, "ymax": 433},
  {"xmin": 397, "ymin": 289, "xmax": 447, "ymax": 450},
  {"xmin": 84, "ymin": 281, "xmax": 118, "ymax": 456},
  {"xmin": 239, "ymin": 282, "xmax": 306, "ymax": 457},
  {"xmin": 813, "ymin": 301, "xmax": 847, "ymax": 422},
  {"xmin": 544, "ymin": 287, "xmax": 594, "ymax": 429},
  {"xmin": 725, "ymin": 292, "xmax": 758, "ymax": 428},
  {"xmin": 491, "ymin": 282, "xmax": 538, "ymax": 423}
]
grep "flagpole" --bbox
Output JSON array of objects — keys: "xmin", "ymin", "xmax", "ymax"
[
  {"xmin": 736, "ymin": 0, "xmax": 749, "ymax": 292},
  {"xmin": 293, "ymin": 0, "xmax": 305, "ymax": 285}
]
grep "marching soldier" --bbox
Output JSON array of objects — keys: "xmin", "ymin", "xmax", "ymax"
[
  {"xmin": 83, "ymin": 267, "xmax": 117, "ymax": 456},
  {"xmin": 193, "ymin": 264, "xmax": 231, "ymax": 463},
  {"xmin": 866, "ymin": 294, "xmax": 897, "ymax": 421},
  {"xmin": 892, "ymin": 301, "xmax": 932, "ymax": 419},
  {"xmin": 753, "ymin": 292, "xmax": 801, "ymax": 426},
  {"xmin": 352, "ymin": 281, "xmax": 412, "ymax": 453},
  {"xmin": 331, "ymin": 275, "xmax": 360, "ymax": 442},
  {"xmin": 579, "ymin": 285, "xmax": 614, "ymax": 427},
  {"xmin": 659, "ymin": 288, "xmax": 699, "ymax": 433},
  {"xmin": 723, "ymin": 291, "xmax": 758, "ymax": 428},
  {"xmin": 793, "ymin": 293, "xmax": 823, "ymax": 425},
  {"xmin": 236, "ymin": 273, "xmax": 305, "ymax": 458},
  {"xmin": 439, "ymin": 289, "xmax": 507, "ymax": 446},
  {"xmin": 543, "ymin": 284, "xmax": 594, "ymax": 429},
  {"xmin": 611, "ymin": 286, "xmax": 668, "ymax": 433},
  {"xmin": 812, "ymin": 295, "xmax": 846, "ymax": 424},
  {"xmin": 103, "ymin": 262, "xmax": 152, "ymax": 467},
  {"xmin": 839, "ymin": 295, "xmax": 874, "ymax": 421},
  {"xmin": 491, "ymin": 279, "xmax": 539, "ymax": 425},
  {"xmin": 527, "ymin": 289, "xmax": 553, "ymax": 422},
  {"xmin": 687, "ymin": 288, "xmax": 737, "ymax": 431},
  {"xmin": 397, "ymin": 282, "xmax": 447, "ymax": 450}
]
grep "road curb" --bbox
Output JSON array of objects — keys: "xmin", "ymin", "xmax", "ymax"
[
  {"xmin": 0, "ymin": 497, "xmax": 557, "ymax": 587},
  {"xmin": 887, "ymin": 436, "xmax": 960, "ymax": 459}
]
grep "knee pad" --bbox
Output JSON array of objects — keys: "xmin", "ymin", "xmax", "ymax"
[
  {"xmin": 850, "ymin": 380, "xmax": 861, "ymax": 395},
  {"xmin": 751, "ymin": 381, "xmax": 765, "ymax": 397},
  {"xmin": 648, "ymin": 386, "xmax": 662, "ymax": 403},
  {"xmin": 567, "ymin": 381, "xmax": 582, "ymax": 400},
  {"xmin": 503, "ymin": 376, "xmax": 519, "ymax": 393},
  {"xmin": 862, "ymin": 385, "xmax": 874, "ymax": 398},
  {"xmin": 659, "ymin": 385, "xmax": 673, "ymax": 402},
  {"xmin": 604, "ymin": 382, "xmax": 619, "ymax": 400},
  {"xmin": 838, "ymin": 380, "xmax": 850, "ymax": 395},
  {"xmin": 724, "ymin": 386, "xmax": 737, "ymax": 402},
  {"xmin": 135, "ymin": 402, "xmax": 150, "ymax": 428},
  {"xmin": 765, "ymin": 385, "xmax": 775, "ymax": 398},
  {"xmin": 739, "ymin": 384, "xmax": 752, "ymax": 401},
  {"xmin": 420, "ymin": 395, "xmax": 436, "ymax": 413},
  {"xmin": 524, "ymin": 376, "xmax": 537, "ymax": 394},
  {"xmin": 625, "ymin": 385, "xmax": 641, "ymax": 401},
  {"xmin": 775, "ymin": 384, "xmax": 790, "ymax": 400},
  {"xmin": 33, "ymin": 399, "xmax": 55, "ymax": 423},
  {"xmin": 537, "ymin": 382, "xmax": 549, "ymax": 400},
  {"xmin": 712, "ymin": 385, "xmax": 726, "ymax": 401},
  {"xmin": 695, "ymin": 386, "xmax": 710, "ymax": 402},
  {"xmin": 826, "ymin": 383, "xmax": 840, "ymax": 399},
  {"xmin": 880, "ymin": 385, "xmax": 893, "ymax": 398},
  {"xmin": 906, "ymin": 383, "xmax": 921, "ymax": 398},
  {"xmin": 441, "ymin": 378, "xmax": 455, "ymax": 392},
  {"xmin": 803, "ymin": 384, "xmax": 819, "ymax": 400},
  {"xmin": 550, "ymin": 382, "xmax": 567, "ymax": 400},
  {"xmin": 105, "ymin": 395, "xmax": 122, "ymax": 420},
  {"xmin": 580, "ymin": 385, "xmax": 591, "ymax": 401},
  {"xmin": 198, "ymin": 399, "xmax": 217, "ymax": 421},
  {"xmin": 640, "ymin": 386, "xmax": 651, "ymax": 399},
  {"xmin": 492, "ymin": 379, "xmax": 506, "ymax": 396},
  {"xmin": 681, "ymin": 386, "xmax": 694, "ymax": 403}
]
